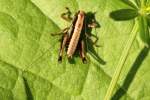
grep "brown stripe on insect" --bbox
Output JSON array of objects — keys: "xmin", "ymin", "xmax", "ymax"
[{"xmin": 67, "ymin": 11, "xmax": 85, "ymax": 58}]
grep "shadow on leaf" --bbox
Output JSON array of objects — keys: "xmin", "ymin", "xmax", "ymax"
[
  {"xmin": 86, "ymin": 12, "xmax": 105, "ymax": 65},
  {"xmin": 23, "ymin": 77, "xmax": 34, "ymax": 100},
  {"xmin": 111, "ymin": 47, "xmax": 149, "ymax": 100}
]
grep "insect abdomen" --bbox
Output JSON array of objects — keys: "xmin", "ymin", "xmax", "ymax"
[{"xmin": 67, "ymin": 11, "xmax": 85, "ymax": 58}]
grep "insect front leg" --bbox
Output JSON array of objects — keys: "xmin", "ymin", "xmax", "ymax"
[
  {"xmin": 51, "ymin": 27, "xmax": 69, "ymax": 36},
  {"xmin": 58, "ymin": 33, "xmax": 69, "ymax": 62},
  {"xmin": 61, "ymin": 7, "xmax": 73, "ymax": 22},
  {"xmin": 79, "ymin": 40, "xmax": 87, "ymax": 63}
]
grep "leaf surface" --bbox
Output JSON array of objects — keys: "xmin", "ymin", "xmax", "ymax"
[{"xmin": 0, "ymin": 0, "xmax": 150, "ymax": 100}]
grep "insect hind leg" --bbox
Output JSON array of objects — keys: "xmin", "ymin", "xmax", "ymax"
[
  {"xmin": 79, "ymin": 40, "xmax": 87, "ymax": 63},
  {"xmin": 85, "ymin": 32, "xmax": 100, "ymax": 47},
  {"xmin": 58, "ymin": 33, "xmax": 68, "ymax": 62}
]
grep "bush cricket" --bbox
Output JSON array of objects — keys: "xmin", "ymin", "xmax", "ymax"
[{"xmin": 52, "ymin": 7, "xmax": 99, "ymax": 63}]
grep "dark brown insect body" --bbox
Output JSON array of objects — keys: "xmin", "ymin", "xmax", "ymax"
[
  {"xmin": 67, "ymin": 11, "xmax": 85, "ymax": 58},
  {"xmin": 52, "ymin": 8, "xmax": 98, "ymax": 63}
]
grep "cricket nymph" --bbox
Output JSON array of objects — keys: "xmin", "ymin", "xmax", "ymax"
[
  {"xmin": 67, "ymin": 11, "xmax": 85, "ymax": 58},
  {"xmin": 52, "ymin": 7, "xmax": 98, "ymax": 63}
]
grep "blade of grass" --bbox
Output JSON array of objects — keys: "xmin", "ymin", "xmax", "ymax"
[{"xmin": 104, "ymin": 20, "xmax": 139, "ymax": 100}]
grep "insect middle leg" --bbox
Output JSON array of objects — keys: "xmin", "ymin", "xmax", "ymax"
[
  {"xmin": 88, "ymin": 22, "xmax": 98, "ymax": 28},
  {"xmin": 85, "ymin": 18, "xmax": 100, "ymax": 47},
  {"xmin": 85, "ymin": 33, "xmax": 100, "ymax": 47},
  {"xmin": 79, "ymin": 40, "xmax": 87, "ymax": 63}
]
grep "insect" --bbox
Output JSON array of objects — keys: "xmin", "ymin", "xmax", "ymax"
[{"xmin": 52, "ymin": 7, "xmax": 99, "ymax": 63}]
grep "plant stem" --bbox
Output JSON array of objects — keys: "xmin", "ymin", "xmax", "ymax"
[{"xmin": 104, "ymin": 20, "xmax": 139, "ymax": 100}]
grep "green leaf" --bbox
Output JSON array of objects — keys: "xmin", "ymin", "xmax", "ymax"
[
  {"xmin": 110, "ymin": 9, "xmax": 139, "ymax": 21},
  {"xmin": 135, "ymin": 0, "xmax": 141, "ymax": 7},
  {"xmin": 121, "ymin": 0, "xmax": 138, "ymax": 9},
  {"xmin": 138, "ymin": 16, "xmax": 150, "ymax": 46},
  {"xmin": 0, "ymin": 12, "xmax": 18, "ymax": 38},
  {"xmin": 147, "ymin": 14, "xmax": 150, "ymax": 27},
  {"xmin": 141, "ymin": 0, "xmax": 148, "ymax": 6},
  {"xmin": 0, "ymin": 0, "xmax": 150, "ymax": 100}
]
